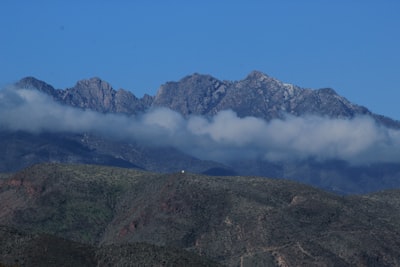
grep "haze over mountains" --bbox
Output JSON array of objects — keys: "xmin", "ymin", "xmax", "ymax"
[
  {"xmin": 2, "ymin": 72, "xmax": 400, "ymax": 266},
  {"xmin": 2, "ymin": 71, "xmax": 400, "ymax": 193}
]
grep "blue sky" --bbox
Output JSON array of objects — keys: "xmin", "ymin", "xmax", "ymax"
[{"xmin": 1, "ymin": 1, "xmax": 399, "ymax": 119}]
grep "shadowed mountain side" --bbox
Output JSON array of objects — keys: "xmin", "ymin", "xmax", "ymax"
[
  {"xmin": 1, "ymin": 163, "xmax": 400, "ymax": 266},
  {"xmin": 77, "ymin": 133, "xmax": 232, "ymax": 174},
  {"xmin": 95, "ymin": 243, "xmax": 221, "ymax": 267},
  {"xmin": 0, "ymin": 225, "xmax": 220, "ymax": 267},
  {"xmin": 229, "ymin": 159, "xmax": 400, "ymax": 194},
  {"xmin": 0, "ymin": 131, "xmax": 139, "ymax": 172},
  {"xmin": 7, "ymin": 72, "xmax": 400, "ymax": 194},
  {"xmin": 0, "ymin": 225, "xmax": 96, "ymax": 267},
  {"xmin": 0, "ymin": 131, "xmax": 229, "ymax": 174}
]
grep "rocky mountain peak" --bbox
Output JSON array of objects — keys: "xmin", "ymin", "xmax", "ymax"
[
  {"xmin": 181, "ymin": 72, "xmax": 213, "ymax": 82},
  {"xmin": 236, "ymin": 70, "xmax": 288, "ymax": 93},
  {"xmin": 153, "ymin": 73, "xmax": 228, "ymax": 116},
  {"xmin": 12, "ymin": 72, "xmax": 400, "ymax": 128},
  {"xmin": 245, "ymin": 70, "xmax": 270, "ymax": 80},
  {"xmin": 14, "ymin": 76, "xmax": 151, "ymax": 114},
  {"xmin": 17, "ymin": 76, "xmax": 44, "ymax": 88},
  {"xmin": 246, "ymin": 70, "xmax": 288, "ymax": 85},
  {"xmin": 317, "ymin": 87, "xmax": 338, "ymax": 95},
  {"xmin": 59, "ymin": 77, "xmax": 117, "ymax": 112},
  {"xmin": 16, "ymin": 76, "xmax": 57, "ymax": 96},
  {"xmin": 74, "ymin": 77, "xmax": 114, "ymax": 93},
  {"xmin": 149, "ymin": 71, "xmax": 398, "ymax": 126}
]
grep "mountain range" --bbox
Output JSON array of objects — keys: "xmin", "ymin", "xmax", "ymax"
[
  {"xmin": 2, "ymin": 72, "xmax": 400, "ymax": 265},
  {"xmin": 16, "ymin": 71, "xmax": 399, "ymax": 127},
  {"xmin": 4, "ymin": 71, "xmax": 400, "ymax": 194}
]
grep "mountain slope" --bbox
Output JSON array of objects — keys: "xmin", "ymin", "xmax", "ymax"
[
  {"xmin": 0, "ymin": 131, "xmax": 140, "ymax": 172},
  {"xmin": 153, "ymin": 71, "xmax": 400, "ymax": 128},
  {"xmin": 0, "ymin": 129, "xmax": 228, "ymax": 174},
  {"xmin": 0, "ymin": 225, "xmax": 96, "ymax": 267},
  {"xmin": 154, "ymin": 71, "xmax": 363, "ymax": 120},
  {"xmin": 5, "ymin": 72, "xmax": 400, "ymax": 194},
  {"xmin": 16, "ymin": 76, "xmax": 152, "ymax": 114},
  {"xmin": 0, "ymin": 225, "xmax": 220, "ymax": 267},
  {"xmin": 1, "ymin": 163, "xmax": 400, "ymax": 266}
]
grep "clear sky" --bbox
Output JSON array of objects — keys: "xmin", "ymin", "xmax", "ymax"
[{"xmin": 1, "ymin": 1, "xmax": 399, "ymax": 119}]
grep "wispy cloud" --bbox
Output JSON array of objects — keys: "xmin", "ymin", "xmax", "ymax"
[{"xmin": 1, "ymin": 87, "xmax": 400, "ymax": 164}]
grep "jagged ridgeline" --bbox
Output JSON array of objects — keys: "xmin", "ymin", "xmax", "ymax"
[
  {"xmin": 1, "ymin": 163, "xmax": 400, "ymax": 266},
  {"xmin": 2, "ymin": 72, "xmax": 400, "ymax": 195},
  {"xmin": 16, "ymin": 71, "xmax": 399, "ymax": 126}
]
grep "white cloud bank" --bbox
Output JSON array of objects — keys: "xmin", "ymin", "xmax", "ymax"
[{"xmin": 1, "ymin": 87, "xmax": 400, "ymax": 164}]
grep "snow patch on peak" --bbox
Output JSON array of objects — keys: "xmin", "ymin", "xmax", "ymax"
[{"xmin": 283, "ymin": 83, "xmax": 296, "ymax": 98}]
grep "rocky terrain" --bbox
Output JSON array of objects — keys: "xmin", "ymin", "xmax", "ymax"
[
  {"xmin": 16, "ymin": 71, "xmax": 399, "ymax": 128},
  {"xmin": 153, "ymin": 71, "xmax": 370, "ymax": 121},
  {"xmin": 4, "ymin": 72, "xmax": 400, "ymax": 194},
  {"xmin": 0, "ymin": 225, "xmax": 219, "ymax": 267},
  {"xmin": 1, "ymin": 163, "xmax": 400, "ymax": 266},
  {"xmin": 2, "ymin": 72, "xmax": 400, "ymax": 266},
  {"xmin": 16, "ymin": 76, "xmax": 152, "ymax": 114}
]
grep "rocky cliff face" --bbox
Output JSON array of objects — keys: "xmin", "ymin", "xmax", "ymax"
[
  {"xmin": 16, "ymin": 76, "xmax": 59, "ymax": 97},
  {"xmin": 61, "ymin": 77, "xmax": 151, "ymax": 114},
  {"xmin": 17, "ymin": 77, "xmax": 152, "ymax": 114},
  {"xmin": 153, "ymin": 71, "xmax": 378, "ymax": 122},
  {"xmin": 20, "ymin": 71, "xmax": 393, "ymax": 128},
  {"xmin": 8, "ymin": 72, "xmax": 400, "ymax": 194},
  {"xmin": 16, "ymin": 71, "xmax": 399, "ymax": 128},
  {"xmin": 153, "ymin": 73, "xmax": 230, "ymax": 116}
]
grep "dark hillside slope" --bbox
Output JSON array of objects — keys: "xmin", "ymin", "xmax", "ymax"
[
  {"xmin": 1, "ymin": 163, "xmax": 400, "ymax": 266},
  {"xmin": 0, "ymin": 130, "xmax": 227, "ymax": 174},
  {"xmin": 0, "ymin": 225, "xmax": 220, "ymax": 267},
  {"xmin": 0, "ymin": 163, "xmax": 147, "ymax": 244},
  {"xmin": 0, "ymin": 131, "xmax": 139, "ymax": 172},
  {"xmin": 0, "ymin": 225, "xmax": 96, "ymax": 267}
]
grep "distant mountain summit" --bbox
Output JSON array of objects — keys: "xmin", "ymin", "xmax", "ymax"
[
  {"xmin": 7, "ymin": 71, "xmax": 400, "ymax": 194},
  {"xmin": 17, "ymin": 76, "xmax": 59, "ymax": 97},
  {"xmin": 154, "ymin": 70, "xmax": 371, "ymax": 121},
  {"xmin": 17, "ymin": 76, "xmax": 152, "ymax": 114},
  {"xmin": 16, "ymin": 71, "xmax": 399, "ymax": 128}
]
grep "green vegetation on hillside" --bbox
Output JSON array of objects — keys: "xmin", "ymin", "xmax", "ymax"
[{"xmin": 1, "ymin": 163, "xmax": 400, "ymax": 266}]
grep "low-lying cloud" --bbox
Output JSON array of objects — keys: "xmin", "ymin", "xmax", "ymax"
[{"xmin": 1, "ymin": 87, "xmax": 400, "ymax": 164}]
